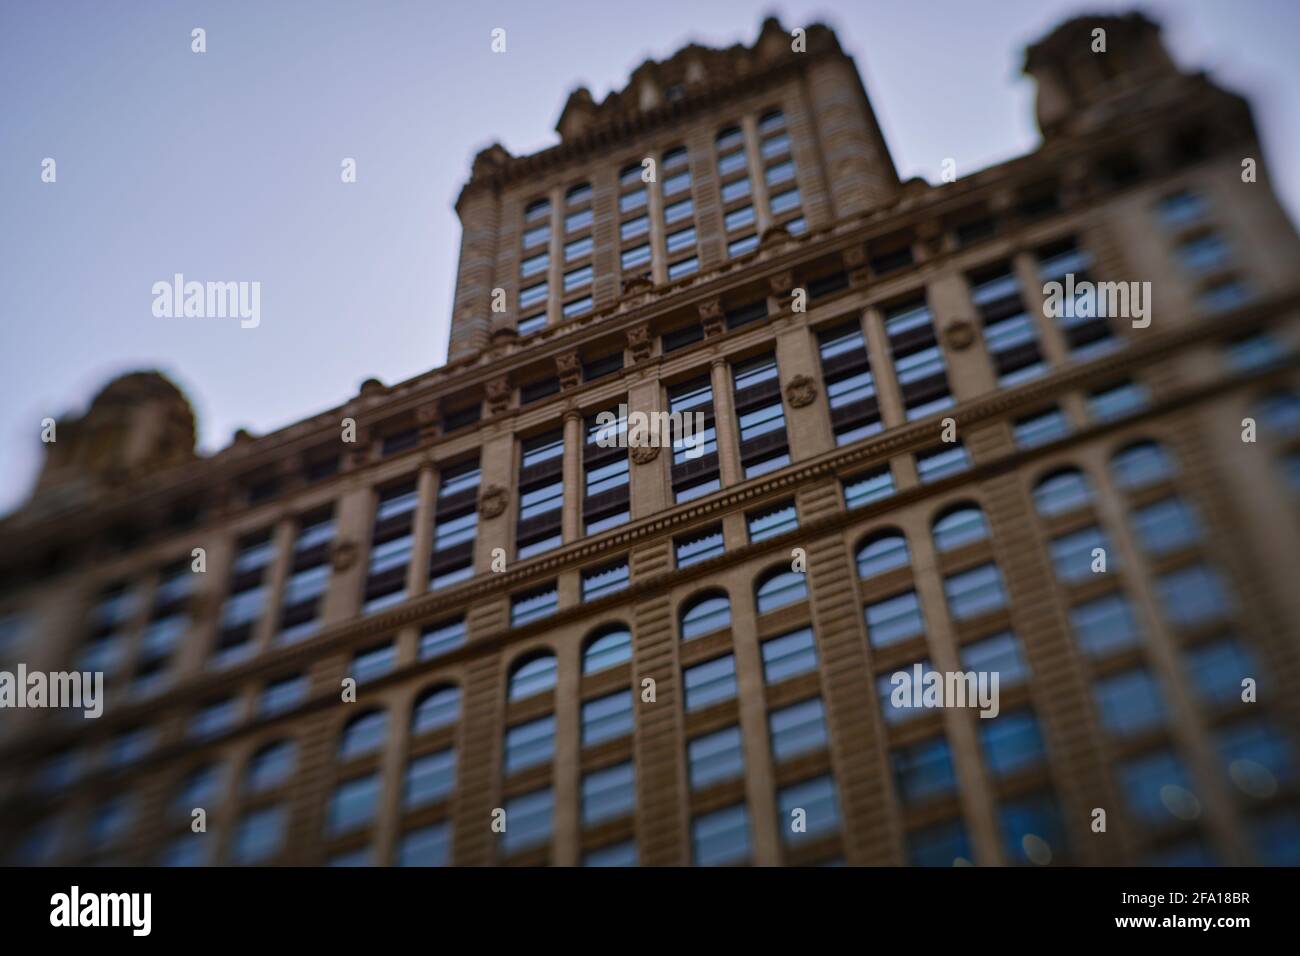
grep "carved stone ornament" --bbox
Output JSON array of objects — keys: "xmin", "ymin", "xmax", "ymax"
[
  {"xmin": 630, "ymin": 444, "xmax": 660, "ymax": 465},
  {"xmin": 331, "ymin": 539, "xmax": 360, "ymax": 572},
  {"xmin": 485, "ymin": 376, "xmax": 512, "ymax": 415},
  {"xmin": 556, "ymin": 351, "xmax": 582, "ymax": 390},
  {"xmin": 768, "ymin": 269, "xmax": 795, "ymax": 299},
  {"xmin": 627, "ymin": 323, "xmax": 653, "ymax": 363},
  {"xmin": 698, "ymin": 298, "xmax": 725, "ymax": 337},
  {"xmin": 784, "ymin": 374, "xmax": 818, "ymax": 408},
  {"xmin": 479, "ymin": 484, "xmax": 510, "ymax": 519},
  {"xmin": 942, "ymin": 320, "xmax": 977, "ymax": 351}
]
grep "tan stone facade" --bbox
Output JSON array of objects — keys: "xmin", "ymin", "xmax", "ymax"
[{"xmin": 1, "ymin": 13, "xmax": 1299, "ymax": 867}]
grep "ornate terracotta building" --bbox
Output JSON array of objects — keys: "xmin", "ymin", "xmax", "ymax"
[{"xmin": 2, "ymin": 13, "xmax": 1299, "ymax": 867}]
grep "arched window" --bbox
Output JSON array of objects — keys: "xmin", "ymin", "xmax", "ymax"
[
  {"xmin": 1111, "ymin": 440, "xmax": 1176, "ymax": 490},
  {"xmin": 681, "ymin": 591, "xmax": 731, "ymax": 640},
  {"xmin": 245, "ymin": 741, "xmax": 296, "ymax": 795},
  {"xmin": 715, "ymin": 125, "xmax": 744, "ymax": 151},
  {"xmin": 662, "ymin": 146, "xmax": 689, "ymax": 170},
  {"xmin": 619, "ymin": 162, "xmax": 643, "ymax": 186},
  {"xmin": 755, "ymin": 567, "xmax": 808, "ymax": 614},
  {"xmin": 1033, "ymin": 468, "xmax": 1093, "ymax": 517},
  {"xmin": 1253, "ymin": 391, "xmax": 1300, "ymax": 436},
  {"xmin": 758, "ymin": 109, "xmax": 786, "ymax": 134},
  {"xmin": 412, "ymin": 685, "xmax": 460, "ymax": 735},
  {"xmin": 932, "ymin": 503, "xmax": 989, "ymax": 553},
  {"xmin": 524, "ymin": 197, "xmax": 550, "ymax": 222},
  {"xmin": 857, "ymin": 530, "xmax": 909, "ymax": 578},
  {"xmin": 508, "ymin": 651, "xmax": 558, "ymax": 700},
  {"xmin": 583, "ymin": 624, "xmax": 633, "ymax": 674},
  {"xmin": 174, "ymin": 763, "xmax": 224, "ymax": 813},
  {"xmin": 566, "ymin": 182, "xmax": 592, "ymax": 206},
  {"xmin": 339, "ymin": 710, "xmax": 387, "ymax": 760}
]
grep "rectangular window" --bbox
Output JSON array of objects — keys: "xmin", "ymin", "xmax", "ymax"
[
  {"xmin": 769, "ymin": 188, "xmax": 801, "ymax": 215},
  {"xmin": 960, "ymin": 631, "xmax": 1029, "ymax": 687},
  {"xmin": 689, "ymin": 725, "xmax": 744, "ymax": 790},
  {"xmin": 363, "ymin": 482, "xmax": 416, "ymax": 614},
  {"xmin": 1014, "ymin": 406, "xmax": 1071, "ymax": 449},
  {"xmin": 397, "ymin": 822, "xmax": 450, "ymax": 867},
  {"xmin": 663, "ymin": 198, "xmax": 692, "ymax": 224},
  {"xmin": 944, "ymin": 563, "xmax": 1007, "ymax": 620},
  {"xmin": 683, "ymin": 655, "xmax": 737, "ymax": 711},
  {"xmin": 663, "ymin": 171, "xmax": 691, "ymax": 196},
  {"xmin": 517, "ymin": 430, "xmax": 564, "ymax": 558},
  {"xmin": 430, "ymin": 459, "xmax": 478, "ymax": 589},
  {"xmin": 970, "ymin": 267, "xmax": 1045, "ymax": 385},
  {"xmin": 584, "ymin": 407, "xmax": 629, "ymax": 534},
  {"xmin": 419, "ymin": 617, "xmax": 467, "ymax": 660},
  {"xmin": 259, "ymin": 673, "xmax": 308, "ymax": 717},
  {"xmin": 564, "ymin": 208, "xmax": 593, "ymax": 233},
  {"xmin": 519, "ymin": 281, "xmax": 548, "ymax": 310},
  {"xmin": 1049, "ymin": 525, "xmax": 1111, "ymax": 583},
  {"xmin": 916, "ymin": 443, "xmax": 970, "ymax": 483},
  {"xmin": 501, "ymin": 788, "xmax": 553, "ymax": 856},
  {"xmin": 747, "ymin": 500, "xmax": 797, "ymax": 542},
  {"xmin": 1185, "ymin": 637, "xmax": 1256, "ymax": 705},
  {"xmin": 724, "ymin": 205, "xmax": 754, "ymax": 232},
  {"xmin": 668, "ymin": 376, "xmax": 720, "ymax": 503},
  {"xmin": 564, "ymin": 236, "xmax": 593, "ymax": 261},
  {"xmin": 518, "ymin": 313, "xmax": 546, "ymax": 335},
  {"xmin": 621, "ymin": 244, "xmax": 651, "ymax": 270},
  {"xmin": 404, "ymin": 749, "xmax": 456, "ymax": 807},
  {"xmin": 1088, "ymin": 379, "xmax": 1149, "ymax": 421},
  {"xmin": 692, "ymin": 804, "xmax": 750, "ymax": 866},
  {"xmin": 620, "ymin": 215, "xmax": 649, "ymax": 241},
  {"xmin": 762, "ymin": 627, "xmax": 818, "ymax": 684},
  {"xmin": 522, "ymin": 224, "xmax": 550, "ymax": 249},
  {"xmin": 1069, "ymin": 593, "xmax": 1142, "ymax": 657},
  {"xmin": 510, "ymin": 583, "xmax": 558, "ymax": 627},
  {"xmin": 619, "ymin": 189, "xmax": 647, "ymax": 214},
  {"xmin": 818, "ymin": 322, "xmax": 881, "ymax": 445},
  {"xmin": 1094, "ymin": 669, "xmax": 1166, "ymax": 736},
  {"xmin": 216, "ymin": 531, "xmax": 274, "ymax": 664},
  {"xmin": 1156, "ymin": 563, "xmax": 1231, "ymax": 627},
  {"xmin": 843, "ymin": 466, "xmax": 895, "ymax": 509},
  {"xmin": 892, "ymin": 737, "xmax": 957, "ymax": 802},
  {"xmin": 979, "ymin": 710, "xmax": 1046, "ymax": 776},
  {"xmin": 504, "ymin": 715, "xmax": 555, "ymax": 774},
  {"xmin": 721, "ymin": 177, "xmax": 751, "ymax": 202},
  {"xmin": 1119, "ymin": 750, "xmax": 1195, "ymax": 824},
  {"xmin": 1037, "ymin": 238, "xmax": 1116, "ymax": 357},
  {"xmin": 582, "ymin": 559, "xmax": 629, "ymax": 600},
  {"xmin": 351, "ymin": 641, "xmax": 395, "ymax": 683},
  {"xmin": 733, "ymin": 354, "xmax": 790, "ymax": 478},
  {"xmin": 666, "ymin": 227, "xmax": 696, "ymax": 254},
  {"xmin": 769, "ymin": 697, "xmax": 828, "ymax": 762},
  {"xmin": 563, "ymin": 296, "xmax": 593, "ymax": 318},
  {"xmin": 866, "ymin": 591, "xmax": 925, "ymax": 647},
  {"xmin": 1132, "ymin": 497, "xmax": 1201, "ymax": 555},
  {"xmin": 777, "ymin": 775, "xmax": 839, "ymax": 843},
  {"xmin": 765, "ymin": 160, "xmax": 795, "ymax": 186},
  {"xmin": 582, "ymin": 762, "xmax": 635, "ymax": 826},
  {"xmin": 521, "ymin": 252, "xmax": 549, "ymax": 278},
  {"xmin": 676, "ymin": 525, "xmax": 724, "ymax": 567},
  {"xmin": 563, "ymin": 265, "xmax": 593, "ymax": 292},
  {"xmin": 728, "ymin": 234, "xmax": 759, "ymax": 258},
  {"xmin": 885, "ymin": 299, "xmax": 953, "ymax": 419},
  {"xmin": 581, "ymin": 691, "xmax": 634, "ymax": 746},
  {"xmin": 668, "ymin": 257, "xmax": 699, "ymax": 280}
]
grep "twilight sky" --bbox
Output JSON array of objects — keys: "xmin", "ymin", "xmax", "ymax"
[{"xmin": 1, "ymin": 0, "xmax": 1297, "ymax": 516}]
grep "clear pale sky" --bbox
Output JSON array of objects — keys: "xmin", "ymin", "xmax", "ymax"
[{"xmin": 2, "ymin": 0, "xmax": 1297, "ymax": 516}]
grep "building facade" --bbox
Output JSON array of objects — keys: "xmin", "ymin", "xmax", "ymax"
[{"xmin": 2, "ymin": 13, "xmax": 1299, "ymax": 867}]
